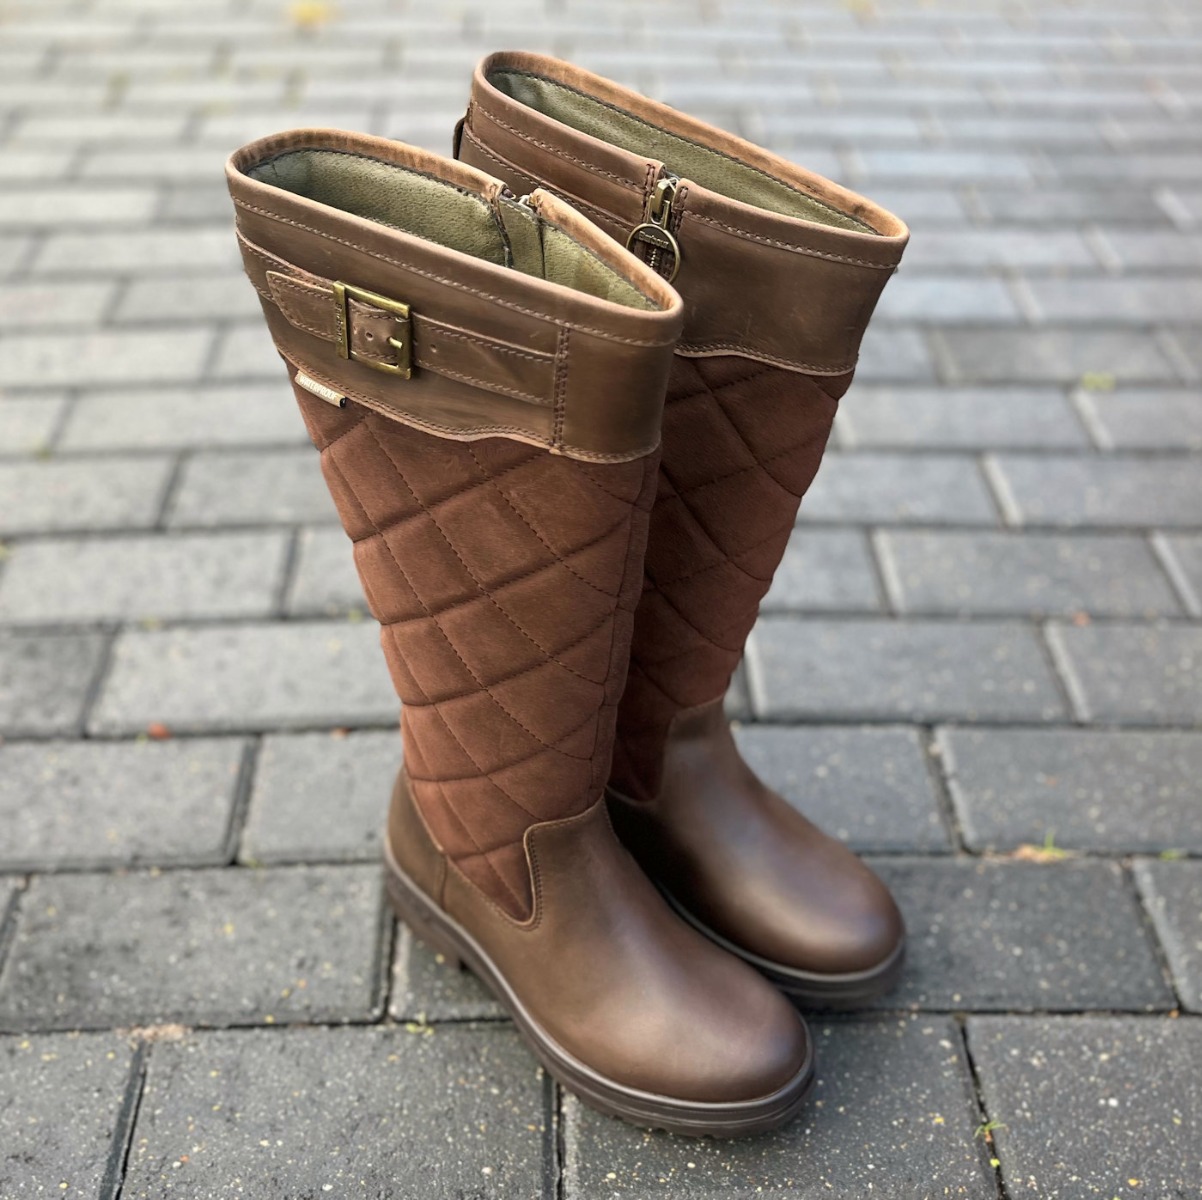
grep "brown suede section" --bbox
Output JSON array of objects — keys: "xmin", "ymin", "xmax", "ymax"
[
  {"xmin": 609, "ymin": 354, "xmax": 846, "ymax": 802},
  {"xmin": 294, "ymin": 381, "xmax": 657, "ymax": 919}
]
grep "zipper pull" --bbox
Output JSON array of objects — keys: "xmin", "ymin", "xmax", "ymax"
[{"xmin": 626, "ymin": 174, "xmax": 681, "ymax": 283}]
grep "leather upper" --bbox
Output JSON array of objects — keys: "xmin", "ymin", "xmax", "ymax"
[
  {"xmin": 390, "ymin": 771, "xmax": 809, "ymax": 1103},
  {"xmin": 460, "ymin": 51, "xmax": 908, "ymax": 376},
  {"xmin": 227, "ymin": 128, "xmax": 683, "ymax": 462}
]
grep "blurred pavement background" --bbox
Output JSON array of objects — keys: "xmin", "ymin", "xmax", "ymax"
[{"xmin": 0, "ymin": 0, "xmax": 1200, "ymax": 1196}]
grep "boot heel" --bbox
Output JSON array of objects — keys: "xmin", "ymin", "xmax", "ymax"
[{"xmin": 385, "ymin": 864, "xmax": 465, "ymax": 972}]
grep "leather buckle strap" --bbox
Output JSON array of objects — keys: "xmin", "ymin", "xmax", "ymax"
[
  {"xmin": 235, "ymin": 228, "xmax": 559, "ymax": 407},
  {"xmin": 332, "ymin": 281, "xmax": 412, "ymax": 378}
]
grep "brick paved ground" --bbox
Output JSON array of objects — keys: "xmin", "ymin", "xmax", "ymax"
[{"xmin": 1, "ymin": 0, "xmax": 1200, "ymax": 1196}]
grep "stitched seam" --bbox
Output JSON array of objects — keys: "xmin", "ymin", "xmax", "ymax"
[
  {"xmin": 487, "ymin": 68, "xmax": 876, "ymax": 232},
  {"xmin": 463, "ymin": 126, "xmax": 623, "ymax": 231},
  {"xmin": 682, "ymin": 210, "xmax": 895, "ymax": 267},
  {"xmin": 429, "ymin": 362, "xmax": 551, "ymax": 407},
  {"xmin": 551, "ymin": 326, "xmax": 568, "ymax": 450},
  {"xmin": 468, "ymin": 445, "xmax": 619, "ymax": 600},
  {"xmin": 651, "ymin": 512, "xmax": 796, "ymax": 590},
  {"xmin": 235, "ymin": 201, "xmax": 675, "ymax": 349},
  {"xmin": 405, "ymin": 708, "xmax": 598, "ymax": 784},
  {"xmin": 680, "ymin": 340, "xmax": 857, "ymax": 374},
  {"xmin": 328, "ymin": 456, "xmax": 533, "ymax": 909},
  {"xmin": 340, "ymin": 428, "xmax": 561, "ymax": 786},
  {"xmin": 428, "ymin": 322, "xmax": 554, "ymax": 365},
  {"xmin": 392, "ymin": 607, "xmax": 616, "ymax": 712},
  {"xmin": 474, "ymin": 99, "xmax": 645, "ymax": 188},
  {"xmin": 368, "ymin": 422, "xmax": 602, "ymax": 693}
]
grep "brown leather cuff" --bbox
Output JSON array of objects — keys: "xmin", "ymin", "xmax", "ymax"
[
  {"xmin": 461, "ymin": 53, "xmax": 910, "ymax": 376},
  {"xmin": 226, "ymin": 128, "xmax": 683, "ymax": 462}
]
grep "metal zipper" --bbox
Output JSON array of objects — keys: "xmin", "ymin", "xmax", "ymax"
[{"xmin": 626, "ymin": 173, "xmax": 681, "ymax": 283}]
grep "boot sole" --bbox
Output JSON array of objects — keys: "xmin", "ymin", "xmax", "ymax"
[
  {"xmin": 382, "ymin": 840, "xmax": 815, "ymax": 1137},
  {"xmin": 660, "ymin": 888, "xmax": 906, "ymax": 1010}
]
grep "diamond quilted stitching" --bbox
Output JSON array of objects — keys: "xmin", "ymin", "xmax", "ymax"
[
  {"xmin": 612, "ymin": 355, "xmax": 840, "ymax": 799},
  {"xmin": 296, "ymin": 394, "xmax": 654, "ymax": 918}
]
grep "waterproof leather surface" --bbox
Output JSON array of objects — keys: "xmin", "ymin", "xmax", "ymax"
[
  {"xmin": 227, "ymin": 129, "xmax": 682, "ymax": 463},
  {"xmin": 390, "ymin": 774, "xmax": 809, "ymax": 1103},
  {"xmin": 459, "ymin": 52, "xmax": 908, "ymax": 374},
  {"xmin": 295, "ymin": 380, "xmax": 656, "ymax": 918}
]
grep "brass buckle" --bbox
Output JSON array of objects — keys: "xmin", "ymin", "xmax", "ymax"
[{"xmin": 333, "ymin": 281, "xmax": 412, "ymax": 379}]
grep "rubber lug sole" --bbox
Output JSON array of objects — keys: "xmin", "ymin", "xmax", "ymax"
[
  {"xmin": 383, "ymin": 841, "xmax": 815, "ymax": 1137},
  {"xmin": 660, "ymin": 887, "xmax": 906, "ymax": 1010}
]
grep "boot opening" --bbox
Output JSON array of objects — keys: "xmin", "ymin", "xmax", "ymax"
[
  {"xmin": 244, "ymin": 146, "xmax": 656, "ymax": 310},
  {"xmin": 488, "ymin": 66, "xmax": 877, "ymax": 234}
]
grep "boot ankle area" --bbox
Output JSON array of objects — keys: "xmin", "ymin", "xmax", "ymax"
[
  {"xmin": 386, "ymin": 769, "xmax": 447, "ymax": 907},
  {"xmin": 225, "ymin": 128, "xmax": 682, "ymax": 463},
  {"xmin": 462, "ymin": 53, "xmax": 909, "ymax": 376}
]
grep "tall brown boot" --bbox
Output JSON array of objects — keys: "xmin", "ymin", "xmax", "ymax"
[
  {"xmin": 227, "ymin": 130, "xmax": 813, "ymax": 1134},
  {"xmin": 457, "ymin": 54, "xmax": 911, "ymax": 1007}
]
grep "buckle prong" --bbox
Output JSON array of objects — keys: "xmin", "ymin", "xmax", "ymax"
[{"xmin": 333, "ymin": 281, "xmax": 412, "ymax": 379}]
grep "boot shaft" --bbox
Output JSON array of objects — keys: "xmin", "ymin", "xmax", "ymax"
[
  {"xmin": 456, "ymin": 56, "xmax": 909, "ymax": 800},
  {"xmin": 226, "ymin": 131, "xmax": 682, "ymax": 912}
]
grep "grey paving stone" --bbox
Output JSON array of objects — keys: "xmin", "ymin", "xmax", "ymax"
[
  {"xmin": 853, "ymin": 149, "xmax": 1033, "ymax": 183},
  {"xmin": 0, "ymin": 455, "xmax": 172, "ymax": 536},
  {"xmin": 939, "ymin": 727, "xmax": 1202, "ymax": 854},
  {"xmin": 877, "ymin": 530, "xmax": 1180, "ymax": 617},
  {"xmin": 991, "ymin": 455, "xmax": 1202, "ymax": 528},
  {"xmin": 79, "ymin": 146, "xmax": 232, "ymax": 184},
  {"xmin": 850, "ymin": 325, "xmax": 936, "ymax": 383},
  {"xmin": 0, "ymin": 329, "xmax": 213, "ymax": 388},
  {"xmin": 168, "ymin": 448, "xmax": 336, "ymax": 527},
  {"xmin": 934, "ymin": 329, "xmax": 1177, "ymax": 385},
  {"xmin": 903, "ymin": 229, "xmax": 1095, "ymax": 269},
  {"xmin": 1096, "ymin": 230, "xmax": 1202, "ymax": 269},
  {"xmin": 869, "ymin": 858, "xmax": 1173, "ymax": 1011},
  {"xmin": 749, "ymin": 617, "xmax": 1065, "ymax": 723},
  {"xmin": 62, "ymin": 384, "xmax": 304, "ymax": 451},
  {"xmin": 734, "ymin": 725, "xmax": 950, "ymax": 851},
  {"xmin": 562, "ymin": 1016, "xmax": 994, "ymax": 1199},
  {"xmin": 1133, "ymin": 860, "xmax": 1202, "ymax": 1012},
  {"xmin": 1163, "ymin": 534, "xmax": 1202, "ymax": 614},
  {"xmin": 389, "ymin": 925, "xmax": 506, "ymax": 1022},
  {"xmin": 13, "ymin": 113, "xmax": 187, "ymax": 143},
  {"xmin": 0, "ymin": 185, "xmax": 157, "ymax": 228},
  {"xmin": 121, "ymin": 1025, "xmax": 543, "ymax": 1200},
  {"xmin": 760, "ymin": 528, "xmax": 883, "ymax": 612},
  {"xmin": 1082, "ymin": 388, "xmax": 1202, "ymax": 451},
  {"xmin": 970, "ymin": 185, "xmax": 1168, "ymax": 224},
  {"xmin": 34, "ymin": 228, "xmax": 235, "ymax": 275},
  {"xmin": 0, "ymin": 631, "xmax": 106, "ymax": 737},
  {"xmin": 0, "ymin": 394, "xmax": 66, "ymax": 454},
  {"xmin": 875, "ymin": 274, "xmax": 1020, "ymax": 322},
  {"xmin": 0, "ymin": 1032, "xmax": 136, "ymax": 1200},
  {"xmin": 0, "ymin": 738, "xmax": 243, "ymax": 872},
  {"xmin": 1025, "ymin": 276, "xmax": 1202, "ymax": 324},
  {"xmin": 0, "ymin": 532, "xmax": 289, "ymax": 624},
  {"xmin": 242, "ymin": 729, "xmax": 398, "ymax": 864},
  {"xmin": 0, "ymin": 865, "xmax": 385, "ymax": 1031},
  {"xmin": 211, "ymin": 322, "xmax": 284, "ymax": 380},
  {"xmin": 968, "ymin": 1016, "xmax": 1202, "ymax": 1196},
  {"xmin": 91, "ymin": 620, "xmax": 396, "ymax": 735},
  {"xmin": 837, "ymin": 386, "xmax": 1088, "ymax": 450},
  {"xmin": 1048, "ymin": 621, "xmax": 1202, "ymax": 724},
  {"xmin": 0, "ymin": 281, "xmax": 115, "ymax": 330},
  {"xmin": 116, "ymin": 272, "xmax": 262, "ymax": 322},
  {"xmin": 799, "ymin": 453, "xmax": 998, "ymax": 525},
  {"xmin": 285, "ymin": 526, "xmax": 365, "ymax": 616}
]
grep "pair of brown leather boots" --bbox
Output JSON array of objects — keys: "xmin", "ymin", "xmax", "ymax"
[{"xmin": 227, "ymin": 52, "xmax": 909, "ymax": 1137}]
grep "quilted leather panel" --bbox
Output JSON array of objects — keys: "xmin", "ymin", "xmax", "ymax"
[
  {"xmin": 611, "ymin": 354, "xmax": 844, "ymax": 802},
  {"xmin": 294, "ymin": 384, "xmax": 656, "ymax": 919}
]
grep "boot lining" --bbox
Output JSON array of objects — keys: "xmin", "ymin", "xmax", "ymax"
[
  {"xmin": 245, "ymin": 148, "xmax": 655, "ymax": 309},
  {"xmin": 489, "ymin": 68, "xmax": 875, "ymax": 234}
]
